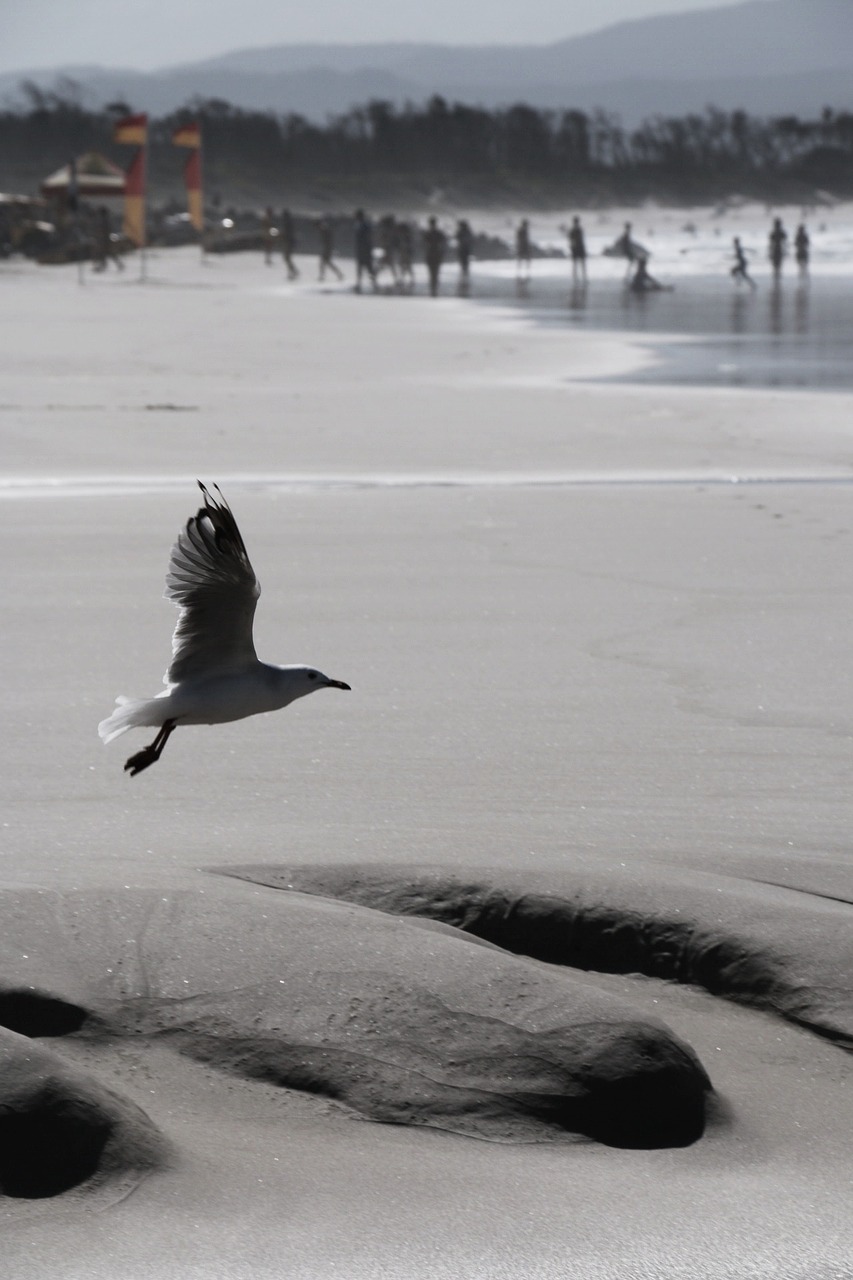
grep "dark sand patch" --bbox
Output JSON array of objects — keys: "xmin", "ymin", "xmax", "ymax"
[
  {"xmin": 0, "ymin": 1028, "xmax": 165, "ymax": 1200},
  {"xmin": 0, "ymin": 880, "xmax": 710, "ymax": 1151},
  {"xmin": 221, "ymin": 862, "xmax": 852, "ymax": 1049}
]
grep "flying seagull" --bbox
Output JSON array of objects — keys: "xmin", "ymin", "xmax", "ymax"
[{"xmin": 99, "ymin": 482, "xmax": 350, "ymax": 776}]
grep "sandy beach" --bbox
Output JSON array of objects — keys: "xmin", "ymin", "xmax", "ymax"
[{"xmin": 1, "ymin": 241, "xmax": 851, "ymax": 1278}]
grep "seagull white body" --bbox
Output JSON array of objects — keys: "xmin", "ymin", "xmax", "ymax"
[{"xmin": 99, "ymin": 483, "xmax": 350, "ymax": 775}]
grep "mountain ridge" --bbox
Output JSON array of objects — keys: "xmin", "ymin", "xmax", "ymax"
[{"xmin": 2, "ymin": 0, "xmax": 852, "ymax": 125}]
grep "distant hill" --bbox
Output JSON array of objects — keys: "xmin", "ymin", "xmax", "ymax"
[{"xmin": 2, "ymin": 0, "xmax": 853, "ymax": 124}]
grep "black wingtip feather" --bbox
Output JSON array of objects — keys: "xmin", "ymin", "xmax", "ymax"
[{"xmin": 192, "ymin": 482, "xmax": 251, "ymax": 562}]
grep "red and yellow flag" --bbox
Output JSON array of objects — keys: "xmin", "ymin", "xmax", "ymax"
[
  {"xmin": 171, "ymin": 121, "xmax": 201, "ymax": 149},
  {"xmin": 172, "ymin": 121, "xmax": 204, "ymax": 233},
  {"xmin": 113, "ymin": 112, "xmax": 148, "ymax": 146},
  {"xmin": 122, "ymin": 148, "xmax": 146, "ymax": 247},
  {"xmin": 114, "ymin": 114, "xmax": 148, "ymax": 247}
]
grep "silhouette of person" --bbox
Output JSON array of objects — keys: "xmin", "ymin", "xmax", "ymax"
[
  {"xmin": 515, "ymin": 218, "xmax": 531, "ymax": 279},
  {"xmin": 455, "ymin": 219, "xmax": 474, "ymax": 288},
  {"xmin": 794, "ymin": 224, "xmax": 810, "ymax": 276},
  {"xmin": 610, "ymin": 221, "xmax": 643, "ymax": 278},
  {"xmin": 628, "ymin": 252, "xmax": 667, "ymax": 293},
  {"xmin": 92, "ymin": 206, "xmax": 124, "ymax": 272},
  {"xmin": 423, "ymin": 216, "xmax": 446, "ymax": 296},
  {"xmin": 395, "ymin": 220, "xmax": 415, "ymax": 289},
  {"xmin": 568, "ymin": 215, "xmax": 587, "ymax": 282},
  {"xmin": 317, "ymin": 215, "xmax": 343, "ymax": 281},
  {"xmin": 353, "ymin": 209, "xmax": 376, "ymax": 292},
  {"xmin": 261, "ymin": 206, "xmax": 276, "ymax": 265},
  {"xmin": 280, "ymin": 208, "xmax": 299, "ymax": 280},
  {"xmin": 375, "ymin": 214, "xmax": 399, "ymax": 285},
  {"xmin": 768, "ymin": 217, "xmax": 787, "ymax": 279},
  {"xmin": 731, "ymin": 236, "xmax": 756, "ymax": 290}
]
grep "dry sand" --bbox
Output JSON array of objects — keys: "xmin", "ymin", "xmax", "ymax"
[{"xmin": 1, "ymin": 245, "xmax": 852, "ymax": 1278}]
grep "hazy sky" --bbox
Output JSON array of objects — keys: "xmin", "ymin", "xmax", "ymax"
[{"xmin": 1, "ymin": 0, "xmax": 751, "ymax": 74}]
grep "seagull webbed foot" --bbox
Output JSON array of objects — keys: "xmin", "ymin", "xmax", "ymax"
[
  {"xmin": 123, "ymin": 719, "xmax": 177, "ymax": 778},
  {"xmin": 124, "ymin": 746, "xmax": 159, "ymax": 776}
]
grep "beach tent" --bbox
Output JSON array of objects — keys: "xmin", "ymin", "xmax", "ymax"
[{"xmin": 41, "ymin": 152, "xmax": 126, "ymax": 199}]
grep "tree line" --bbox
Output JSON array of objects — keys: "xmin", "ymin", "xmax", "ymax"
[{"xmin": 3, "ymin": 80, "xmax": 853, "ymax": 205}]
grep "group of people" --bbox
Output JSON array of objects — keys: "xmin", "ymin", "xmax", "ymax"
[
  {"xmin": 731, "ymin": 218, "xmax": 810, "ymax": 289},
  {"xmin": 259, "ymin": 207, "xmax": 815, "ymax": 298},
  {"xmin": 353, "ymin": 211, "xmax": 477, "ymax": 295},
  {"xmin": 603, "ymin": 215, "xmax": 813, "ymax": 293},
  {"xmin": 262, "ymin": 208, "xmax": 479, "ymax": 296}
]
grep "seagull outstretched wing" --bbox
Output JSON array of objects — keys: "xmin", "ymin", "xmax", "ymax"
[{"xmin": 164, "ymin": 482, "xmax": 261, "ymax": 685}]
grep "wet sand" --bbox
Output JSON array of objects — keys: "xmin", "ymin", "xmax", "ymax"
[{"xmin": 1, "ymin": 245, "xmax": 851, "ymax": 1278}]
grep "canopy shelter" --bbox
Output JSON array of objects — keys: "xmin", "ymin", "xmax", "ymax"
[{"xmin": 41, "ymin": 152, "xmax": 126, "ymax": 200}]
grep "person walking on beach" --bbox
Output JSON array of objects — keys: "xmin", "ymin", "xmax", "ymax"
[
  {"xmin": 317, "ymin": 215, "xmax": 343, "ymax": 282},
  {"xmin": 731, "ymin": 236, "xmax": 756, "ymax": 290},
  {"xmin": 396, "ymin": 220, "xmax": 415, "ymax": 290},
  {"xmin": 423, "ymin": 216, "xmax": 446, "ymax": 297},
  {"xmin": 455, "ymin": 218, "xmax": 474, "ymax": 289},
  {"xmin": 515, "ymin": 218, "xmax": 532, "ymax": 280},
  {"xmin": 92, "ymin": 206, "xmax": 124, "ymax": 272},
  {"xmin": 280, "ymin": 208, "xmax": 299, "ymax": 280},
  {"xmin": 568, "ymin": 215, "xmax": 587, "ymax": 282},
  {"xmin": 375, "ymin": 214, "xmax": 399, "ymax": 285},
  {"xmin": 768, "ymin": 217, "xmax": 787, "ymax": 279},
  {"xmin": 353, "ymin": 209, "xmax": 376, "ymax": 293},
  {"xmin": 261, "ymin": 206, "xmax": 276, "ymax": 265},
  {"xmin": 794, "ymin": 224, "xmax": 810, "ymax": 277}
]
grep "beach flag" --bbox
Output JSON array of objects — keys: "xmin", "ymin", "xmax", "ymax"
[
  {"xmin": 113, "ymin": 113, "xmax": 148, "ymax": 248},
  {"xmin": 113, "ymin": 112, "xmax": 148, "ymax": 146},
  {"xmin": 122, "ymin": 147, "xmax": 147, "ymax": 247},
  {"xmin": 172, "ymin": 121, "xmax": 204, "ymax": 232}
]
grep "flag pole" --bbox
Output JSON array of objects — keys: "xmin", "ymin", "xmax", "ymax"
[
  {"xmin": 198, "ymin": 126, "xmax": 205, "ymax": 264},
  {"xmin": 140, "ymin": 128, "xmax": 148, "ymax": 282},
  {"xmin": 171, "ymin": 120, "xmax": 205, "ymax": 262},
  {"xmin": 113, "ymin": 113, "xmax": 149, "ymax": 281}
]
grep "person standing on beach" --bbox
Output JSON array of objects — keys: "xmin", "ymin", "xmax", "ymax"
[
  {"xmin": 568, "ymin": 215, "xmax": 587, "ymax": 283},
  {"xmin": 92, "ymin": 206, "xmax": 124, "ymax": 272},
  {"xmin": 396, "ymin": 220, "xmax": 415, "ymax": 289},
  {"xmin": 423, "ymin": 216, "xmax": 446, "ymax": 297},
  {"xmin": 455, "ymin": 219, "xmax": 474, "ymax": 289},
  {"xmin": 568, "ymin": 215, "xmax": 587, "ymax": 280},
  {"xmin": 768, "ymin": 217, "xmax": 787, "ymax": 279},
  {"xmin": 611, "ymin": 221, "xmax": 642, "ymax": 277},
  {"xmin": 515, "ymin": 218, "xmax": 532, "ymax": 280},
  {"xmin": 731, "ymin": 236, "xmax": 756, "ymax": 290},
  {"xmin": 375, "ymin": 214, "xmax": 399, "ymax": 285},
  {"xmin": 353, "ymin": 209, "xmax": 376, "ymax": 293},
  {"xmin": 317, "ymin": 215, "xmax": 343, "ymax": 282},
  {"xmin": 280, "ymin": 208, "xmax": 299, "ymax": 280},
  {"xmin": 794, "ymin": 224, "xmax": 810, "ymax": 277}
]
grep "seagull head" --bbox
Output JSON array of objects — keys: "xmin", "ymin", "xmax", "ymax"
[{"xmin": 274, "ymin": 665, "xmax": 351, "ymax": 703}]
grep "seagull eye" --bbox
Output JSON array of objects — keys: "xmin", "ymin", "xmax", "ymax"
[{"xmin": 308, "ymin": 671, "xmax": 317, "ymax": 680}]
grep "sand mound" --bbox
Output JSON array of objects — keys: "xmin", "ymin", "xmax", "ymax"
[
  {"xmin": 0, "ymin": 1027, "xmax": 165, "ymax": 1199},
  {"xmin": 0, "ymin": 880, "xmax": 710, "ymax": 1150},
  {"xmin": 222, "ymin": 861, "xmax": 853, "ymax": 1048}
]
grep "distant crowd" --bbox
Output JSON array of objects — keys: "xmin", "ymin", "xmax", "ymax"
[
  {"xmin": 4, "ymin": 197, "xmax": 817, "ymax": 297},
  {"xmin": 257, "ymin": 207, "xmax": 816, "ymax": 298}
]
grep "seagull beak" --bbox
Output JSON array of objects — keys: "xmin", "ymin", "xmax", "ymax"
[{"xmin": 326, "ymin": 678, "xmax": 351, "ymax": 691}]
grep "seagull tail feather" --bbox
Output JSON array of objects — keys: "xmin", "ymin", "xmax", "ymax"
[{"xmin": 98, "ymin": 696, "xmax": 165, "ymax": 744}]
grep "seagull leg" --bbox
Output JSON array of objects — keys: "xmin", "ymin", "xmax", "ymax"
[{"xmin": 124, "ymin": 719, "xmax": 177, "ymax": 777}]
